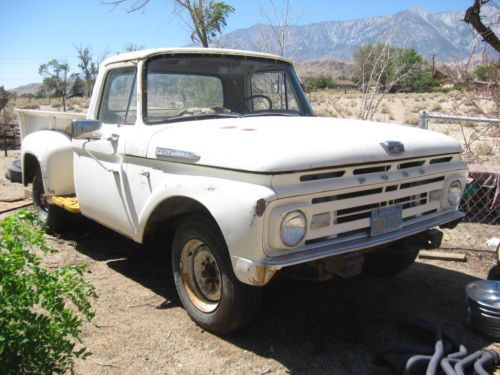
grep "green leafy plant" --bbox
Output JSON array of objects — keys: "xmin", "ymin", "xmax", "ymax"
[
  {"xmin": 0, "ymin": 210, "xmax": 96, "ymax": 375},
  {"xmin": 302, "ymin": 75, "xmax": 335, "ymax": 90}
]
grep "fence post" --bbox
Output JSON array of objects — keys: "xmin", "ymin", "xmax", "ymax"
[
  {"xmin": 3, "ymin": 131, "xmax": 7, "ymax": 157},
  {"xmin": 418, "ymin": 110, "xmax": 428, "ymax": 129}
]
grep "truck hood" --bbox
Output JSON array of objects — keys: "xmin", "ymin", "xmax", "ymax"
[{"xmin": 146, "ymin": 116, "xmax": 461, "ymax": 173}]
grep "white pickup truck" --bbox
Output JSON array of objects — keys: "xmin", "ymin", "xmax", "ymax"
[{"xmin": 17, "ymin": 48, "xmax": 467, "ymax": 334}]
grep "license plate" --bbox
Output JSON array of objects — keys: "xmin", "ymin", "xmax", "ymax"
[{"xmin": 370, "ymin": 205, "xmax": 402, "ymax": 236}]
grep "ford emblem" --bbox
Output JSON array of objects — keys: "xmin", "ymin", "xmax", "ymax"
[{"xmin": 381, "ymin": 141, "xmax": 405, "ymax": 155}]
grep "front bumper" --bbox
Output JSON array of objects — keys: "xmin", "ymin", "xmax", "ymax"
[{"xmin": 233, "ymin": 210, "xmax": 463, "ymax": 285}]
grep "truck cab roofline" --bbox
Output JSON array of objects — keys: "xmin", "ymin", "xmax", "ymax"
[{"xmin": 102, "ymin": 47, "xmax": 293, "ymax": 67}]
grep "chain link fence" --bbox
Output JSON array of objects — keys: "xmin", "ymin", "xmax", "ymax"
[{"xmin": 419, "ymin": 111, "xmax": 500, "ymax": 251}]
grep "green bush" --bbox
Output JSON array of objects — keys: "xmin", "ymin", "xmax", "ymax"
[
  {"xmin": 475, "ymin": 62, "xmax": 499, "ymax": 82},
  {"xmin": 302, "ymin": 75, "xmax": 335, "ymax": 90},
  {"xmin": 0, "ymin": 210, "xmax": 96, "ymax": 374}
]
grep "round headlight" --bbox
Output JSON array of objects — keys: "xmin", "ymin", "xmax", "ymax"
[
  {"xmin": 447, "ymin": 180, "xmax": 462, "ymax": 206},
  {"xmin": 280, "ymin": 210, "xmax": 307, "ymax": 247}
]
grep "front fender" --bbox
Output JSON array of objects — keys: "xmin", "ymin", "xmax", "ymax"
[
  {"xmin": 22, "ymin": 131, "xmax": 75, "ymax": 195},
  {"xmin": 134, "ymin": 164, "xmax": 277, "ymax": 284}
]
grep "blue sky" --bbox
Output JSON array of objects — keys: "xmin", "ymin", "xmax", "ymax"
[{"xmin": 1, "ymin": 0, "xmax": 474, "ymax": 89}]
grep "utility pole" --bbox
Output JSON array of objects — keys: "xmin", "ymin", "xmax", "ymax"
[{"xmin": 430, "ymin": 52, "xmax": 437, "ymax": 74}]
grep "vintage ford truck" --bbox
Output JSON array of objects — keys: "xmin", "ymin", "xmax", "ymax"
[{"xmin": 17, "ymin": 48, "xmax": 467, "ymax": 334}]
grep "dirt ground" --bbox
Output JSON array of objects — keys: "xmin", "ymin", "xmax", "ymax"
[{"xmin": 0, "ymin": 151, "xmax": 498, "ymax": 375}]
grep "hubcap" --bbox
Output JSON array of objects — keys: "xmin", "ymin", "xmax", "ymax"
[{"xmin": 180, "ymin": 239, "xmax": 222, "ymax": 313}]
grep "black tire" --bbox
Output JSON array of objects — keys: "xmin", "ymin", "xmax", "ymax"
[
  {"xmin": 5, "ymin": 159, "xmax": 22, "ymax": 183},
  {"xmin": 363, "ymin": 240, "xmax": 420, "ymax": 277},
  {"xmin": 32, "ymin": 167, "xmax": 65, "ymax": 232},
  {"xmin": 487, "ymin": 265, "xmax": 500, "ymax": 280},
  {"xmin": 172, "ymin": 215, "xmax": 261, "ymax": 334}
]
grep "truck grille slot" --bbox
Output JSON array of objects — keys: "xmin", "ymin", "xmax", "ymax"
[
  {"xmin": 312, "ymin": 187, "xmax": 384, "ymax": 204},
  {"xmin": 300, "ymin": 170, "xmax": 345, "ymax": 182},
  {"xmin": 430, "ymin": 156, "xmax": 452, "ymax": 165},
  {"xmin": 398, "ymin": 160, "xmax": 425, "ymax": 169},
  {"xmin": 353, "ymin": 165, "xmax": 390, "ymax": 175},
  {"xmin": 400, "ymin": 176, "xmax": 444, "ymax": 189}
]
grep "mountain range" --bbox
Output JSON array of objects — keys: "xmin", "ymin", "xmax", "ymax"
[{"xmin": 220, "ymin": 7, "xmax": 500, "ymax": 62}]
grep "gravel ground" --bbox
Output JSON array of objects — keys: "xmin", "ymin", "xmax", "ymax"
[{"xmin": 0, "ymin": 152, "xmax": 498, "ymax": 375}]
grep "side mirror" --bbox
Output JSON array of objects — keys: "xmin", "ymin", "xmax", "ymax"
[{"xmin": 71, "ymin": 119, "xmax": 102, "ymax": 140}]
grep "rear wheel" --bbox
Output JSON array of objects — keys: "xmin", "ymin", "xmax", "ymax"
[
  {"xmin": 32, "ymin": 167, "xmax": 65, "ymax": 232},
  {"xmin": 363, "ymin": 241, "xmax": 420, "ymax": 277},
  {"xmin": 172, "ymin": 215, "xmax": 261, "ymax": 334}
]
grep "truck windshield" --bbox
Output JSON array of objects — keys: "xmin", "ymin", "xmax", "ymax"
[{"xmin": 144, "ymin": 54, "xmax": 312, "ymax": 124}]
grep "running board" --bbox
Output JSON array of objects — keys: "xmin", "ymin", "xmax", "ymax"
[{"xmin": 48, "ymin": 196, "xmax": 80, "ymax": 214}]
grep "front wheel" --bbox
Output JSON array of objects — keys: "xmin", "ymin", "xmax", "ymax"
[{"xmin": 172, "ymin": 215, "xmax": 261, "ymax": 334}]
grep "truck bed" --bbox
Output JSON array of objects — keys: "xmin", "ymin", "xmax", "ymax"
[{"xmin": 16, "ymin": 109, "xmax": 86, "ymax": 140}]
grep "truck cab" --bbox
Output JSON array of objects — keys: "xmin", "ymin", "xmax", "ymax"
[{"xmin": 18, "ymin": 48, "xmax": 467, "ymax": 334}]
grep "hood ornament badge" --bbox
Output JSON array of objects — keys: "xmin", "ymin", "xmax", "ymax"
[{"xmin": 381, "ymin": 141, "xmax": 405, "ymax": 155}]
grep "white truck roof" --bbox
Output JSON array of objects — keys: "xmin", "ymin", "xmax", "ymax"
[{"xmin": 102, "ymin": 47, "xmax": 293, "ymax": 66}]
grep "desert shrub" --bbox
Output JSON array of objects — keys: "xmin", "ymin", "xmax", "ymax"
[
  {"xmin": 405, "ymin": 113, "xmax": 419, "ymax": 125},
  {"xmin": 430, "ymin": 103, "xmax": 442, "ymax": 112},
  {"xmin": 0, "ymin": 210, "xmax": 96, "ymax": 375},
  {"xmin": 474, "ymin": 142, "xmax": 493, "ymax": 156},
  {"xmin": 380, "ymin": 103, "xmax": 390, "ymax": 114},
  {"xmin": 475, "ymin": 62, "xmax": 499, "ymax": 82}
]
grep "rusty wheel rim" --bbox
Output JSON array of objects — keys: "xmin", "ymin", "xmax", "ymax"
[{"xmin": 180, "ymin": 239, "xmax": 222, "ymax": 313}]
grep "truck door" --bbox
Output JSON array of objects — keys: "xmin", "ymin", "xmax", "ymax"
[{"xmin": 73, "ymin": 65, "xmax": 139, "ymax": 237}]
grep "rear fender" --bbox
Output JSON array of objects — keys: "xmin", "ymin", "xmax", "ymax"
[{"xmin": 22, "ymin": 130, "xmax": 75, "ymax": 195}]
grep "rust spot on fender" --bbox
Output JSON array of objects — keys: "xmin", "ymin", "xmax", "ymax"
[
  {"xmin": 241, "ymin": 128, "xmax": 256, "ymax": 131},
  {"xmin": 255, "ymin": 198, "xmax": 267, "ymax": 217},
  {"xmin": 220, "ymin": 125, "xmax": 237, "ymax": 129}
]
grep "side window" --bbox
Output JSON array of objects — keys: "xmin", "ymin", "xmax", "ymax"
[
  {"xmin": 98, "ymin": 68, "xmax": 137, "ymax": 125},
  {"xmin": 251, "ymin": 71, "xmax": 299, "ymax": 111}
]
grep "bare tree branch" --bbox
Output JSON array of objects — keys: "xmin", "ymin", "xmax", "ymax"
[{"xmin": 464, "ymin": 0, "xmax": 500, "ymax": 52}]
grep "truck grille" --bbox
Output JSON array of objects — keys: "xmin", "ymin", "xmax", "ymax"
[
  {"xmin": 284, "ymin": 152, "xmax": 466, "ymax": 248},
  {"xmin": 306, "ymin": 175, "xmax": 445, "ymax": 243}
]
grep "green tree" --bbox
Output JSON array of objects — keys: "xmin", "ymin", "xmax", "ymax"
[
  {"xmin": 353, "ymin": 44, "xmax": 436, "ymax": 119},
  {"xmin": 38, "ymin": 60, "xmax": 71, "ymax": 111},
  {"xmin": 353, "ymin": 45, "xmax": 425, "ymax": 91},
  {"xmin": 104, "ymin": 0, "xmax": 234, "ymax": 47},
  {"xmin": 70, "ymin": 73, "xmax": 86, "ymax": 96},
  {"xmin": 411, "ymin": 70, "xmax": 440, "ymax": 93},
  {"xmin": 75, "ymin": 45, "xmax": 98, "ymax": 97},
  {"xmin": 0, "ymin": 210, "xmax": 96, "ymax": 375}
]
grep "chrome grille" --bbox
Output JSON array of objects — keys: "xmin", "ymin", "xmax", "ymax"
[{"xmin": 306, "ymin": 175, "xmax": 445, "ymax": 243}]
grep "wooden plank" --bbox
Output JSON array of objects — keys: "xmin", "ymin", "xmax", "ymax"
[{"xmin": 419, "ymin": 250, "xmax": 467, "ymax": 262}]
